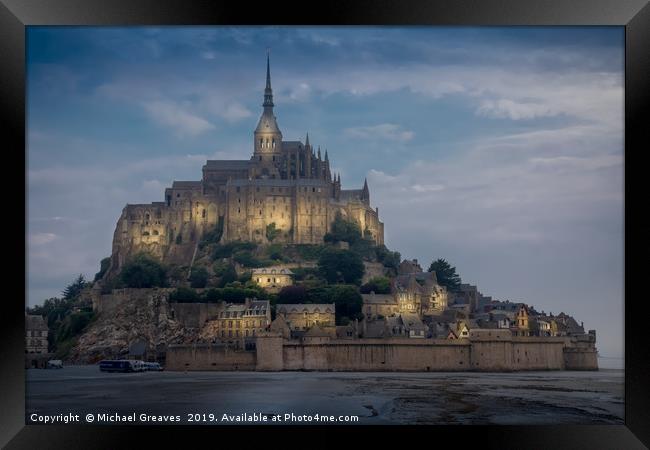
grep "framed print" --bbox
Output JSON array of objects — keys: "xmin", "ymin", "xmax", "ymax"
[{"xmin": 2, "ymin": 0, "xmax": 649, "ymax": 448}]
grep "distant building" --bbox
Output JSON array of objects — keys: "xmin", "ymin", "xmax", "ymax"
[
  {"xmin": 276, "ymin": 303, "xmax": 335, "ymax": 332},
  {"xmin": 361, "ymin": 292, "xmax": 398, "ymax": 319},
  {"xmin": 393, "ymin": 271, "xmax": 448, "ymax": 316},
  {"xmin": 25, "ymin": 314, "xmax": 51, "ymax": 369},
  {"xmin": 398, "ymin": 259, "xmax": 423, "ymax": 275},
  {"xmin": 455, "ymin": 283, "xmax": 480, "ymax": 313},
  {"xmin": 26, "ymin": 314, "xmax": 48, "ymax": 353},
  {"xmin": 251, "ymin": 267, "xmax": 293, "ymax": 292},
  {"xmin": 208, "ymin": 299, "xmax": 271, "ymax": 346}
]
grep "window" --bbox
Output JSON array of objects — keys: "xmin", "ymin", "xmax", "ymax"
[{"xmin": 202, "ymin": 209, "xmax": 206, "ymax": 218}]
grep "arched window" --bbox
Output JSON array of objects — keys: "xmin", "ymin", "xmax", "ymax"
[{"xmin": 272, "ymin": 139, "xmax": 275, "ymax": 149}]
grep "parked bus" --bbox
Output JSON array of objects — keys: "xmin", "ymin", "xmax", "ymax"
[{"xmin": 99, "ymin": 360, "xmax": 141, "ymax": 373}]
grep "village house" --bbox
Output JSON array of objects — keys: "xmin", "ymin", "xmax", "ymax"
[
  {"xmin": 276, "ymin": 303, "xmax": 335, "ymax": 332},
  {"xmin": 251, "ymin": 267, "xmax": 293, "ymax": 292}
]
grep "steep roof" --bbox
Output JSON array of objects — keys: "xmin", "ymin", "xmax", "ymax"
[
  {"xmin": 26, "ymin": 315, "xmax": 48, "ymax": 331},
  {"xmin": 361, "ymin": 293, "xmax": 396, "ymax": 305},
  {"xmin": 252, "ymin": 267, "xmax": 294, "ymax": 275},
  {"xmin": 277, "ymin": 304, "xmax": 335, "ymax": 314}
]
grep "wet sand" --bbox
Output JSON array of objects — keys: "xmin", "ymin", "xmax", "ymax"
[{"xmin": 26, "ymin": 366, "xmax": 624, "ymax": 425}]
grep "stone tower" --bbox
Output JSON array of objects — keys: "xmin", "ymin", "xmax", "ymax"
[{"xmin": 252, "ymin": 52, "xmax": 283, "ymax": 178}]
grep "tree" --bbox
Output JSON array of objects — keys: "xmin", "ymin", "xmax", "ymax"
[
  {"xmin": 317, "ymin": 248, "xmax": 364, "ymax": 285},
  {"xmin": 218, "ymin": 263, "xmax": 238, "ymax": 287},
  {"xmin": 189, "ymin": 266, "xmax": 209, "ymax": 288},
  {"xmin": 324, "ymin": 212, "xmax": 362, "ymax": 244},
  {"xmin": 266, "ymin": 222, "xmax": 280, "ymax": 242},
  {"xmin": 427, "ymin": 258, "xmax": 461, "ymax": 292},
  {"xmin": 119, "ymin": 253, "xmax": 167, "ymax": 288},
  {"xmin": 375, "ymin": 245, "xmax": 401, "ymax": 270},
  {"xmin": 360, "ymin": 276, "xmax": 391, "ymax": 294},
  {"xmin": 62, "ymin": 274, "xmax": 88, "ymax": 301},
  {"xmin": 277, "ymin": 285, "xmax": 307, "ymax": 304},
  {"xmin": 329, "ymin": 285, "xmax": 363, "ymax": 324},
  {"xmin": 168, "ymin": 287, "xmax": 200, "ymax": 303}
]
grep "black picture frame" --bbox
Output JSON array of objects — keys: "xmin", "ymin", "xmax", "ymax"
[{"xmin": 2, "ymin": 0, "xmax": 648, "ymax": 448}]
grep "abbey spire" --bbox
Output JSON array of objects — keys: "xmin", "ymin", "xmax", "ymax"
[
  {"xmin": 254, "ymin": 51, "xmax": 282, "ymax": 156},
  {"xmin": 263, "ymin": 51, "xmax": 274, "ymax": 108}
]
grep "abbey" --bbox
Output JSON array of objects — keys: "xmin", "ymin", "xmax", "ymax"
[{"xmin": 108, "ymin": 56, "xmax": 384, "ymax": 274}]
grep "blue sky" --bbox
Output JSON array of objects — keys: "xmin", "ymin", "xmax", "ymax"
[{"xmin": 27, "ymin": 26, "xmax": 624, "ymax": 358}]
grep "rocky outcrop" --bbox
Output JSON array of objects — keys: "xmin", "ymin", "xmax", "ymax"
[{"xmin": 68, "ymin": 289, "xmax": 199, "ymax": 364}]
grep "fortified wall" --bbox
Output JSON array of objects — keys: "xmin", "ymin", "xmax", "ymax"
[{"xmin": 166, "ymin": 329, "xmax": 598, "ymax": 372}]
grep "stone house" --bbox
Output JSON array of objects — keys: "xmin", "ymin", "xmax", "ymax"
[
  {"xmin": 276, "ymin": 303, "xmax": 335, "ymax": 332},
  {"xmin": 251, "ymin": 267, "xmax": 293, "ymax": 293}
]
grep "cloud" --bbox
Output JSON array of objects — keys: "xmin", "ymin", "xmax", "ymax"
[
  {"xmin": 476, "ymin": 99, "xmax": 559, "ymax": 120},
  {"xmin": 141, "ymin": 100, "xmax": 215, "ymax": 137},
  {"xmin": 220, "ymin": 102, "xmax": 252, "ymax": 122},
  {"xmin": 344, "ymin": 123, "xmax": 414, "ymax": 142},
  {"xmin": 30, "ymin": 232, "xmax": 58, "ymax": 246}
]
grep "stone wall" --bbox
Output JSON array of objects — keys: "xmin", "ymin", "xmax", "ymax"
[
  {"xmin": 166, "ymin": 332, "xmax": 598, "ymax": 372},
  {"xmin": 166, "ymin": 344, "xmax": 256, "ymax": 371}
]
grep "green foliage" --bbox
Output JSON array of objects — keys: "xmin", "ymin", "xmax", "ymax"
[
  {"xmin": 349, "ymin": 238, "xmax": 376, "ymax": 260},
  {"xmin": 324, "ymin": 212, "xmax": 362, "ymax": 244},
  {"xmin": 62, "ymin": 274, "xmax": 88, "ymax": 301},
  {"xmin": 94, "ymin": 257, "xmax": 111, "ymax": 282},
  {"xmin": 266, "ymin": 243, "xmax": 284, "ymax": 261},
  {"xmin": 212, "ymin": 241, "xmax": 257, "ymax": 260},
  {"xmin": 238, "ymin": 271, "xmax": 252, "ymax": 283},
  {"xmin": 375, "ymin": 245, "xmax": 401, "ymax": 270},
  {"xmin": 168, "ymin": 287, "xmax": 201, "ymax": 303},
  {"xmin": 328, "ymin": 285, "xmax": 363, "ymax": 325},
  {"xmin": 199, "ymin": 216, "xmax": 224, "ymax": 250},
  {"xmin": 427, "ymin": 258, "xmax": 462, "ymax": 292},
  {"xmin": 212, "ymin": 261, "xmax": 229, "ymax": 277},
  {"xmin": 318, "ymin": 248, "xmax": 365, "ymax": 285},
  {"xmin": 291, "ymin": 267, "xmax": 322, "ymax": 282},
  {"xmin": 360, "ymin": 276, "xmax": 391, "ymax": 294},
  {"xmin": 189, "ymin": 266, "xmax": 209, "ymax": 288},
  {"xmin": 277, "ymin": 285, "xmax": 308, "ymax": 303},
  {"xmin": 119, "ymin": 253, "xmax": 167, "ymax": 288},
  {"xmin": 27, "ymin": 295, "xmax": 96, "ymax": 355},
  {"xmin": 266, "ymin": 222, "xmax": 280, "ymax": 242},
  {"xmin": 218, "ymin": 264, "xmax": 239, "ymax": 288},
  {"xmin": 233, "ymin": 250, "xmax": 264, "ymax": 268},
  {"xmin": 294, "ymin": 244, "xmax": 326, "ymax": 261}
]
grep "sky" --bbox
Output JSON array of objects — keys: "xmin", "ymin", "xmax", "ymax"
[{"xmin": 27, "ymin": 26, "xmax": 624, "ymax": 358}]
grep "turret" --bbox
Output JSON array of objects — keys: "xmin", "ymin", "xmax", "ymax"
[{"xmin": 361, "ymin": 177, "xmax": 370, "ymax": 205}]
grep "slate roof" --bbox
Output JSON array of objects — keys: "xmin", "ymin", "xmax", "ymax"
[
  {"xmin": 252, "ymin": 267, "xmax": 294, "ymax": 275},
  {"xmin": 277, "ymin": 304, "xmax": 335, "ymax": 314},
  {"xmin": 25, "ymin": 315, "xmax": 48, "ymax": 331},
  {"xmin": 171, "ymin": 181, "xmax": 202, "ymax": 189},
  {"xmin": 361, "ymin": 293, "xmax": 397, "ymax": 305}
]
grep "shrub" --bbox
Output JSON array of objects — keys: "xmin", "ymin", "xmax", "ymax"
[
  {"xmin": 266, "ymin": 243, "xmax": 284, "ymax": 261},
  {"xmin": 375, "ymin": 245, "xmax": 401, "ymax": 270},
  {"xmin": 233, "ymin": 251, "xmax": 263, "ymax": 268},
  {"xmin": 360, "ymin": 276, "xmax": 391, "ymax": 294},
  {"xmin": 189, "ymin": 266, "xmax": 209, "ymax": 288},
  {"xmin": 119, "ymin": 253, "xmax": 167, "ymax": 288},
  {"xmin": 266, "ymin": 222, "xmax": 280, "ymax": 242},
  {"xmin": 168, "ymin": 287, "xmax": 200, "ymax": 303},
  {"xmin": 212, "ymin": 241, "xmax": 257, "ymax": 260},
  {"xmin": 218, "ymin": 264, "xmax": 238, "ymax": 288},
  {"xmin": 295, "ymin": 244, "xmax": 326, "ymax": 261}
]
